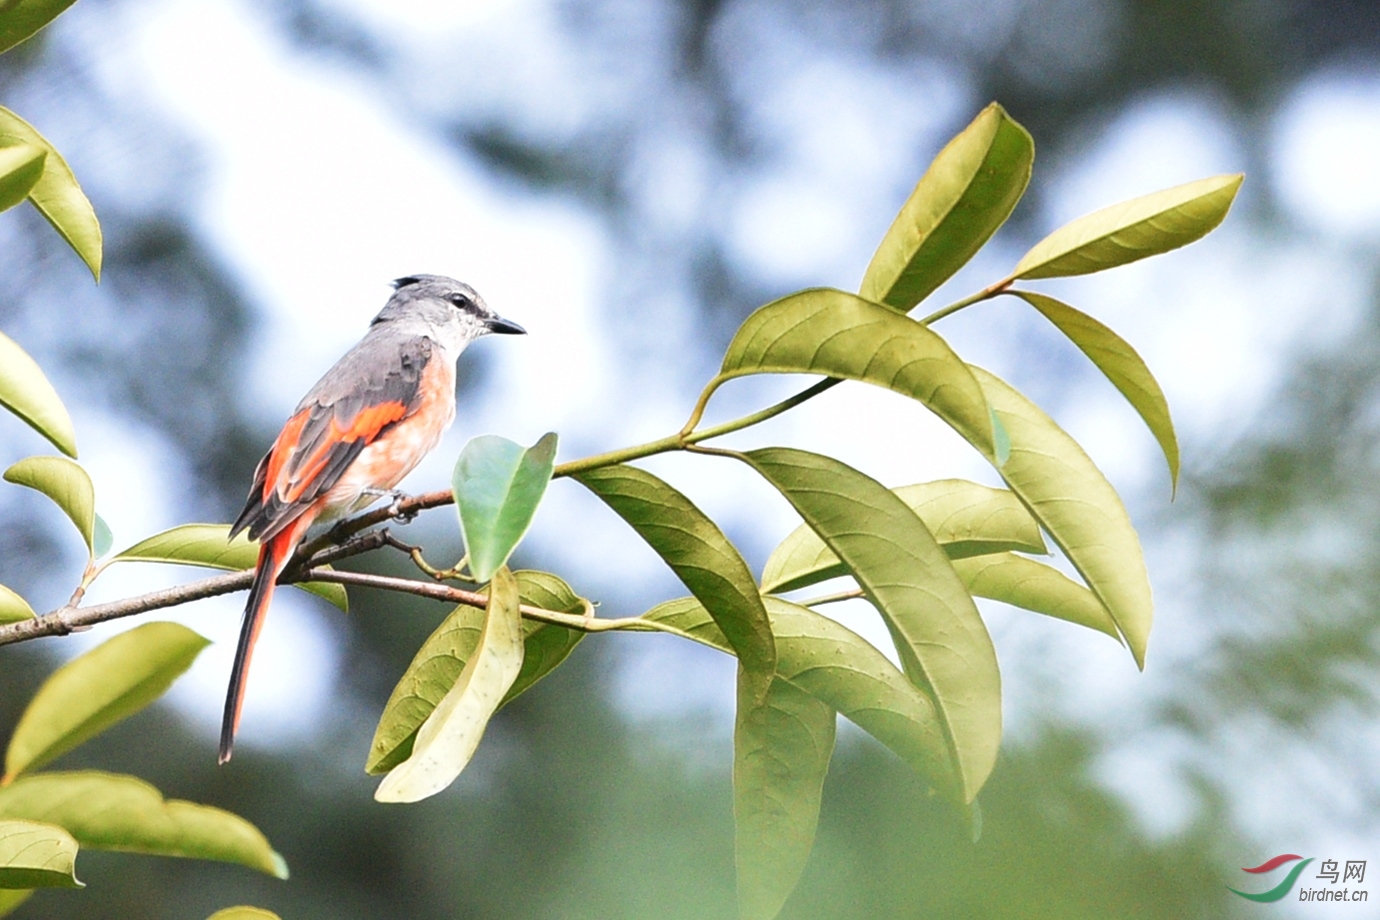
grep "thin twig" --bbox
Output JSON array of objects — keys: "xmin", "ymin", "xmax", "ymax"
[
  {"xmin": 916, "ymin": 277, "xmax": 1013, "ymax": 325},
  {"xmin": 304, "ymin": 529, "xmax": 392, "ymax": 568},
  {"xmin": 302, "ymin": 569, "xmax": 692, "ymax": 637},
  {"xmin": 799, "ymin": 587, "xmax": 865, "ymax": 607},
  {"xmin": 297, "ymin": 489, "xmax": 453, "ymax": 558},
  {"xmin": 0, "ymin": 570, "xmax": 257, "ymax": 647}
]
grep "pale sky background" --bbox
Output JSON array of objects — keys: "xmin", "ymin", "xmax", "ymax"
[{"xmin": 4, "ymin": 0, "xmax": 1378, "ymax": 911}]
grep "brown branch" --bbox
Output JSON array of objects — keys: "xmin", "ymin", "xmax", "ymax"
[
  {"xmin": 0, "ymin": 560, "xmax": 682, "ymax": 649},
  {"xmin": 0, "ymin": 569, "xmax": 257, "ymax": 647},
  {"xmin": 298, "ymin": 489, "xmax": 454, "ymax": 558}
]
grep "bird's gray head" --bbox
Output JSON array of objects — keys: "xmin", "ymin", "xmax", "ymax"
[{"xmin": 373, "ymin": 274, "xmax": 525, "ymax": 351}]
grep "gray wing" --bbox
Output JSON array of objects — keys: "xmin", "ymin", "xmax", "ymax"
[{"xmin": 230, "ymin": 331, "xmax": 436, "ymax": 542}]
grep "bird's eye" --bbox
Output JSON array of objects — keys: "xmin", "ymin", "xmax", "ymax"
[{"xmin": 448, "ymin": 293, "xmax": 473, "ymax": 310}]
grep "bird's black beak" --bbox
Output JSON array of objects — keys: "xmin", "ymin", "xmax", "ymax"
[{"xmin": 486, "ymin": 315, "xmax": 526, "ymax": 335}]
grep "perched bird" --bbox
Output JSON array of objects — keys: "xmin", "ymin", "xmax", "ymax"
[{"xmin": 221, "ymin": 275, "xmax": 525, "ymax": 763}]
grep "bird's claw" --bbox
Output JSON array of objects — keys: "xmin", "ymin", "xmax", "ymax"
[
  {"xmin": 359, "ymin": 487, "xmax": 417, "ymax": 522},
  {"xmin": 387, "ymin": 490, "xmax": 417, "ymax": 523}
]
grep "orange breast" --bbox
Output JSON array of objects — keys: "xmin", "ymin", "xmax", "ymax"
[{"xmin": 321, "ymin": 352, "xmax": 457, "ymax": 513}]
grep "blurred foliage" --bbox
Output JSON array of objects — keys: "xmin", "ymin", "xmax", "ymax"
[{"xmin": 0, "ymin": 0, "xmax": 1376, "ymax": 917}]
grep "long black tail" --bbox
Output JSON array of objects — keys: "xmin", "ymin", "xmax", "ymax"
[{"xmin": 218, "ymin": 534, "xmax": 288, "ymax": 764}]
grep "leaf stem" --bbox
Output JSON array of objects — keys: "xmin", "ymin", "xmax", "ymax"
[
  {"xmin": 799, "ymin": 587, "xmax": 865, "ymax": 607},
  {"xmin": 553, "ymin": 376, "xmax": 841, "ymax": 479},
  {"xmin": 689, "ymin": 376, "xmax": 840, "ymax": 443},
  {"xmin": 679, "ymin": 374, "xmax": 726, "ymax": 437},
  {"xmin": 916, "ymin": 277, "xmax": 1014, "ymax": 325},
  {"xmin": 301, "ymin": 569, "xmax": 693, "ymax": 637},
  {"xmin": 549, "ymin": 432, "xmax": 686, "ymax": 479},
  {"xmin": 558, "ymin": 276, "xmax": 1011, "ymax": 480}
]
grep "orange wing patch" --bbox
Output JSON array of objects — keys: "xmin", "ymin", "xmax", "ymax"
[
  {"xmin": 265, "ymin": 401, "xmax": 409, "ymax": 505},
  {"xmin": 338, "ymin": 400, "xmax": 410, "ymax": 443},
  {"xmin": 262, "ymin": 409, "xmax": 311, "ymax": 502}
]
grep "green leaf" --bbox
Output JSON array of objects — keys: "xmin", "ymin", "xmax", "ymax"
[
  {"xmin": 0, "ymin": 889, "xmax": 33, "ymax": 916},
  {"xmin": 4, "ymin": 622, "xmax": 210, "ymax": 779},
  {"xmin": 0, "ymin": 107, "xmax": 101, "ymax": 280},
  {"xmin": 734, "ymin": 674, "xmax": 835, "ymax": 920},
  {"xmin": 644, "ymin": 596, "xmax": 958, "ymax": 798},
  {"xmin": 0, "ymin": 330, "xmax": 78, "ymax": 458},
  {"xmin": 761, "ymin": 478, "xmax": 1046, "ymax": 594},
  {"xmin": 740, "ymin": 448, "xmax": 999, "ymax": 801},
  {"xmin": 91, "ymin": 512, "xmax": 113, "ymax": 558},
  {"xmin": 1011, "ymin": 173, "xmax": 1243, "ymax": 280},
  {"xmin": 719, "ymin": 288, "xmax": 994, "ymax": 457},
  {"xmin": 950, "ymin": 553, "xmax": 1120, "ymax": 639},
  {"xmin": 860, "ymin": 103, "xmax": 1034, "ymax": 311},
  {"xmin": 3, "ymin": 455, "xmax": 94, "ymax": 554},
  {"xmin": 971, "ymin": 365, "xmax": 1153, "ymax": 664},
  {"xmin": 366, "ymin": 570, "xmax": 587, "ymax": 775},
  {"xmin": 112, "ymin": 523, "xmax": 347, "ymax": 611},
  {"xmin": 1011, "ymin": 290, "xmax": 1180, "ymax": 492},
  {"xmin": 0, "ymin": 772, "xmax": 287, "ymax": 878},
  {"xmin": 453, "ymin": 432, "xmax": 557, "ymax": 583},
  {"xmin": 0, "ymin": 820, "xmax": 80, "ymax": 889},
  {"xmin": 574, "ymin": 464, "xmax": 776, "ymax": 703},
  {"xmin": 375, "ymin": 566, "xmax": 525, "ymax": 803},
  {"xmin": 503, "ymin": 572, "xmax": 587, "ymax": 702},
  {"xmin": 0, "ymin": 144, "xmax": 45, "ymax": 212},
  {"xmin": 0, "ymin": 585, "xmax": 34, "ymax": 625},
  {"xmin": 0, "ymin": 0, "xmax": 79, "ymax": 54},
  {"xmin": 367, "ymin": 603, "xmax": 486, "ymax": 776},
  {"xmin": 893, "ymin": 479, "xmax": 1047, "ymax": 558},
  {"xmin": 206, "ymin": 909, "xmax": 281, "ymax": 920}
]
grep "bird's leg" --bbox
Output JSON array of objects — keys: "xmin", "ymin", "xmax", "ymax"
[{"xmin": 360, "ymin": 487, "xmax": 418, "ymax": 523}]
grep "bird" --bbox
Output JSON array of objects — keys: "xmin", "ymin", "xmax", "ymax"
[{"xmin": 220, "ymin": 274, "xmax": 525, "ymax": 764}]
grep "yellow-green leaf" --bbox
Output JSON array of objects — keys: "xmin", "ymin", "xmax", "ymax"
[
  {"xmin": 645, "ymin": 596, "xmax": 958, "ymax": 798},
  {"xmin": 0, "ymin": 585, "xmax": 33, "ymax": 625},
  {"xmin": 1011, "ymin": 290, "xmax": 1179, "ymax": 491},
  {"xmin": 375, "ymin": 566, "xmax": 525, "ymax": 803},
  {"xmin": 0, "ymin": 889, "xmax": 32, "ymax": 916},
  {"xmin": 502, "ymin": 573, "xmax": 586, "ymax": 702},
  {"xmin": 366, "ymin": 570, "xmax": 586, "ymax": 775},
  {"xmin": 971, "ymin": 365, "xmax": 1153, "ymax": 664},
  {"xmin": 860, "ymin": 103, "xmax": 1033, "ymax": 311},
  {"xmin": 950, "ymin": 553, "xmax": 1120, "ymax": 639},
  {"xmin": 0, "ymin": 772, "xmax": 286, "ymax": 878},
  {"xmin": 113, "ymin": 523, "xmax": 347, "ymax": 611},
  {"xmin": 0, "ymin": 107, "xmax": 101, "ymax": 280},
  {"xmin": 206, "ymin": 909, "xmax": 281, "ymax": 920},
  {"xmin": 3, "ymin": 455, "xmax": 94, "ymax": 554},
  {"xmin": 0, "ymin": 0, "xmax": 79, "ymax": 54},
  {"xmin": 0, "ymin": 331, "xmax": 77, "ymax": 458},
  {"xmin": 734, "ymin": 674, "xmax": 834, "ymax": 920},
  {"xmin": 0, "ymin": 820, "xmax": 80, "ymax": 889},
  {"xmin": 741, "ymin": 448, "xmax": 999, "ymax": 801},
  {"xmin": 0, "ymin": 144, "xmax": 45, "ymax": 212},
  {"xmin": 1011, "ymin": 173, "xmax": 1243, "ymax": 280},
  {"xmin": 761, "ymin": 478, "xmax": 1046, "ymax": 594},
  {"xmin": 575, "ymin": 464, "xmax": 776, "ymax": 703},
  {"xmin": 719, "ymin": 288, "xmax": 994, "ymax": 457},
  {"xmin": 4, "ymin": 622, "xmax": 209, "ymax": 779}
]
